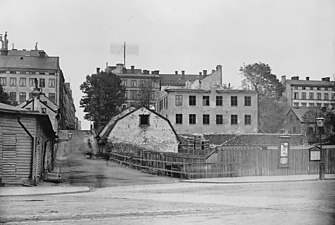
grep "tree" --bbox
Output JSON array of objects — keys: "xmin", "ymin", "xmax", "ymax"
[
  {"xmin": 240, "ymin": 62, "xmax": 287, "ymax": 133},
  {"xmin": 80, "ymin": 71, "xmax": 126, "ymax": 130},
  {"xmin": 0, "ymin": 84, "xmax": 10, "ymax": 104},
  {"xmin": 303, "ymin": 107, "xmax": 335, "ymax": 144}
]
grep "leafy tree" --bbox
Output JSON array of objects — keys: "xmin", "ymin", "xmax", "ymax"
[
  {"xmin": 303, "ymin": 108, "xmax": 335, "ymax": 144},
  {"xmin": 240, "ymin": 62, "xmax": 287, "ymax": 133},
  {"xmin": 0, "ymin": 84, "xmax": 10, "ymax": 104},
  {"xmin": 80, "ymin": 71, "xmax": 126, "ymax": 129}
]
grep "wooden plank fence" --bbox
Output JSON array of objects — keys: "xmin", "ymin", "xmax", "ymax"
[{"xmin": 109, "ymin": 151, "xmax": 237, "ymax": 179}]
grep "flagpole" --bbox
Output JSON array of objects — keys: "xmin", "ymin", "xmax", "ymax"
[{"xmin": 123, "ymin": 42, "xmax": 126, "ymax": 67}]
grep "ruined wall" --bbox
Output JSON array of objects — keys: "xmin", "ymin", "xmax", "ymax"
[{"xmin": 108, "ymin": 108, "xmax": 179, "ymax": 153}]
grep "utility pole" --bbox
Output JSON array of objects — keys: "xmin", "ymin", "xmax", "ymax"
[
  {"xmin": 317, "ymin": 117, "xmax": 325, "ymax": 180},
  {"xmin": 123, "ymin": 42, "xmax": 126, "ymax": 67}
]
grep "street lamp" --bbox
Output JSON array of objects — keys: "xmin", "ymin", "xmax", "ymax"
[{"xmin": 316, "ymin": 117, "xmax": 325, "ymax": 180}]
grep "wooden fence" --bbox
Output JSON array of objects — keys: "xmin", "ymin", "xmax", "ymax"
[
  {"xmin": 109, "ymin": 151, "xmax": 237, "ymax": 179},
  {"xmin": 211, "ymin": 145, "xmax": 335, "ymax": 176}
]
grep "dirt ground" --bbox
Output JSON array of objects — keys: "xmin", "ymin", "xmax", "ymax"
[{"xmin": 53, "ymin": 130, "xmax": 178, "ymax": 188}]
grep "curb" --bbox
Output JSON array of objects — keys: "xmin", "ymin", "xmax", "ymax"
[{"xmin": 0, "ymin": 187, "xmax": 91, "ymax": 197}]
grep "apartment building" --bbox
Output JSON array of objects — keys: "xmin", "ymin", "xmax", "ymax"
[
  {"xmin": 157, "ymin": 65, "xmax": 258, "ymax": 134},
  {"xmin": 0, "ymin": 32, "xmax": 76, "ymax": 130},
  {"xmin": 105, "ymin": 64, "xmax": 200, "ymax": 109},
  {"xmin": 282, "ymin": 75, "xmax": 335, "ymax": 109}
]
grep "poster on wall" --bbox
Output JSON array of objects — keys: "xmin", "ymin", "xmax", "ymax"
[
  {"xmin": 279, "ymin": 141, "xmax": 289, "ymax": 167},
  {"xmin": 309, "ymin": 147, "xmax": 321, "ymax": 161}
]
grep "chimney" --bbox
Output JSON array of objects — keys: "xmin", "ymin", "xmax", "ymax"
[
  {"xmin": 96, "ymin": 68, "xmax": 100, "ymax": 74},
  {"xmin": 199, "ymin": 72, "xmax": 202, "ymax": 76},
  {"xmin": 291, "ymin": 76, "xmax": 299, "ymax": 80},
  {"xmin": 203, "ymin": 70, "xmax": 207, "ymax": 76},
  {"xmin": 306, "ymin": 77, "xmax": 310, "ymax": 81},
  {"xmin": 39, "ymin": 51, "xmax": 46, "ymax": 57},
  {"xmin": 322, "ymin": 77, "xmax": 330, "ymax": 82},
  {"xmin": 175, "ymin": 71, "xmax": 178, "ymax": 75},
  {"xmin": 131, "ymin": 65, "xmax": 135, "ymax": 73},
  {"xmin": 181, "ymin": 70, "xmax": 185, "ymax": 79},
  {"xmin": 212, "ymin": 69, "xmax": 215, "ymax": 73}
]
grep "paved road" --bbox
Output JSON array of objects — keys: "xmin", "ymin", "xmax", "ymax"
[{"xmin": 1, "ymin": 180, "xmax": 335, "ymax": 224}]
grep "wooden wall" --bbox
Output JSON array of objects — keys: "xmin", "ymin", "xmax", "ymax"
[
  {"xmin": 211, "ymin": 145, "xmax": 335, "ymax": 176},
  {"xmin": 0, "ymin": 114, "xmax": 35, "ymax": 184}
]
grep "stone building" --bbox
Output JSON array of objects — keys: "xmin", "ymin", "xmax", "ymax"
[
  {"xmin": 98, "ymin": 107, "xmax": 180, "ymax": 153},
  {"xmin": 281, "ymin": 75, "xmax": 335, "ymax": 109},
  {"xmin": 0, "ymin": 32, "xmax": 76, "ymax": 130}
]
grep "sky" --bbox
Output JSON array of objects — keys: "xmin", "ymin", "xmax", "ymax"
[{"xmin": 1, "ymin": 0, "xmax": 334, "ymax": 130}]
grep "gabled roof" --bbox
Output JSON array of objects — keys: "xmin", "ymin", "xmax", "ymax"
[
  {"xmin": 18, "ymin": 94, "xmax": 59, "ymax": 113},
  {"xmin": 0, "ymin": 102, "xmax": 28, "ymax": 111},
  {"xmin": 98, "ymin": 107, "xmax": 180, "ymax": 143},
  {"xmin": 286, "ymin": 107, "xmax": 314, "ymax": 122}
]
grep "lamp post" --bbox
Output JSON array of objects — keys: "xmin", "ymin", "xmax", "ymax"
[{"xmin": 317, "ymin": 117, "xmax": 325, "ymax": 180}]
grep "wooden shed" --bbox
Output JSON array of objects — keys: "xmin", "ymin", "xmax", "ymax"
[{"xmin": 0, "ymin": 103, "xmax": 56, "ymax": 186}]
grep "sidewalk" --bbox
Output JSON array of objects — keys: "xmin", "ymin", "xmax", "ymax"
[
  {"xmin": 0, "ymin": 186, "xmax": 90, "ymax": 197},
  {"xmin": 182, "ymin": 174, "xmax": 335, "ymax": 184}
]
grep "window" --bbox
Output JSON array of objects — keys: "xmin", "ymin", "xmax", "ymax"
[
  {"xmin": 139, "ymin": 115, "xmax": 150, "ymax": 125},
  {"xmin": 130, "ymin": 90, "xmax": 137, "ymax": 99},
  {"xmin": 309, "ymin": 87, "xmax": 313, "ymax": 90},
  {"xmin": 176, "ymin": 114, "xmax": 183, "ymax": 124},
  {"xmin": 324, "ymin": 93, "xmax": 329, "ymax": 100},
  {"xmin": 316, "ymin": 103, "xmax": 322, "ymax": 107},
  {"xmin": 294, "ymin": 86, "xmax": 298, "ymax": 90},
  {"xmin": 293, "ymin": 92, "xmax": 299, "ymax": 99},
  {"xmin": 29, "ymin": 92, "xmax": 33, "ymax": 99},
  {"xmin": 125, "ymin": 90, "xmax": 128, "ymax": 99},
  {"xmin": 151, "ymin": 91, "xmax": 155, "ymax": 100},
  {"xmin": 19, "ymin": 92, "xmax": 26, "ymax": 102},
  {"xmin": 19, "ymin": 77, "xmax": 26, "ymax": 87},
  {"xmin": 216, "ymin": 115, "xmax": 223, "ymax": 124},
  {"xmin": 39, "ymin": 78, "xmax": 45, "ymax": 88},
  {"xmin": 0, "ymin": 77, "xmax": 6, "ymax": 86},
  {"xmin": 121, "ymin": 80, "xmax": 127, "ymax": 86},
  {"xmin": 309, "ymin": 93, "xmax": 314, "ymax": 100},
  {"xmin": 216, "ymin": 96, "xmax": 222, "ymax": 106},
  {"xmin": 294, "ymin": 103, "xmax": 299, "ymax": 107},
  {"xmin": 245, "ymin": 115, "xmax": 251, "ymax": 125},
  {"xmin": 29, "ymin": 78, "xmax": 35, "ymax": 87},
  {"xmin": 203, "ymin": 96, "xmax": 209, "ymax": 106},
  {"xmin": 175, "ymin": 95, "xmax": 183, "ymax": 106},
  {"xmin": 231, "ymin": 115, "xmax": 238, "ymax": 125},
  {"xmin": 231, "ymin": 96, "xmax": 237, "ymax": 106},
  {"xmin": 301, "ymin": 92, "xmax": 306, "ymax": 100},
  {"xmin": 203, "ymin": 114, "xmax": 210, "ymax": 125},
  {"xmin": 317, "ymin": 93, "xmax": 321, "ymax": 100},
  {"xmin": 301, "ymin": 103, "xmax": 307, "ymax": 107},
  {"xmin": 48, "ymin": 78, "xmax": 55, "ymax": 88},
  {"xmin": 131, "ymin": 80, "xmax": 137, "ymax": 87},
  {"xmin": 317, "ymin": 87, "xmax": 321, "ymax": 90},
  {"xmin": 189, "ymin": 114, "xmax": 196, "ymax": 124},
  {"xmin": 49, "ymin": 93, "xmax": 56, "ymax": 103},
  {"xmin": 9, "ymin": 92, "xmax": 16, "ymax": 101},
  {"xmin": 293, "ymin": 127, "xmax": 296, "ymax": 133},
  {"xmin": 302, "ymin": 86, "xmax": 306, "ymax": 90},
  {"xmin": 332, "ymin": 93, "xmax": 335, "ymax": 100},
  {"xmin": 42, "ymin": 108, "xmax": 46, "ymax": 114},
  {"xmin": 244, "ymin": 96, "xmax": 251, "ymax": 106},
  {"xmin": 10, "ymin": 77, "xmax": 16, "ymax": 87},
  {"xmin": 309, "ymin": 103, "xmax": 315, "ymax": 107},
  {"xmin": 189, "ymin": 96, "xmax": 196, "ymax": 106}
]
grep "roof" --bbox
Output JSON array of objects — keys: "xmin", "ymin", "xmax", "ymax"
[
  {"xmin": 98, "ymin": 107, "xmax": 180, "ymax": 143},
  {"xmin": 0, "ymin": 103, "xmax": 56, "ymax": 138},
  {"xmin": 0, "ymin": 103, "xmax": 28, "ymax": 111},
  {"xmin": 159, "ymin": 74, "xmax": 199, "ymax": 86},
  {"xmin": 287, "ymin": 107, "xmax": 314, "ymax": 122},
  {"xmin": 0, "ymin": 51, "xmax": 60, "ymax": 71},
  {"xmin": 286, "ymin": 79, "xmax": 334, "ymax": 87},
  {"xmin": 165, "ymin": 88, "xmax": 211, "ymax": 93},
  {"xmin": 8, "ymin": 49, "xmax": 48, "ymax": 57}
]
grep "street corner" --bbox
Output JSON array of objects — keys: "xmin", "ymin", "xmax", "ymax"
[{"xmin": 0, "ymin": 186, "xmax": 91, "ymax": 197}]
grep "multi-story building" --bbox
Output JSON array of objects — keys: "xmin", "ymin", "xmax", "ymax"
[
  {"xmin": 0, "ymin": 32, "xmax": 76, "ymax": 130},
  {"xmin": 157, "ymin": 65, "xmax": 258, "ymax": 134},
  {"xmin": 105, "ymin": 64, "xmax": 200, "ymax": 109},
  {"xmin": 281, "ymin": 75, "xmax": 335, "ymax": 109}
]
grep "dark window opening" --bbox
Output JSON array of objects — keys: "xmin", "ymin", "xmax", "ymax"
[{"xmin": 139, "ymin": 115, "xmax": 150, "ymax": 125}]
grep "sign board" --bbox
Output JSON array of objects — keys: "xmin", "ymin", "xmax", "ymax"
[
  {"xmin": 309, "ymin": 147, "xmax": 321, "ymax": 161},
  {"xmin": 279, "ymin": 136, "xmax": 290, "ymax": 168}
]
